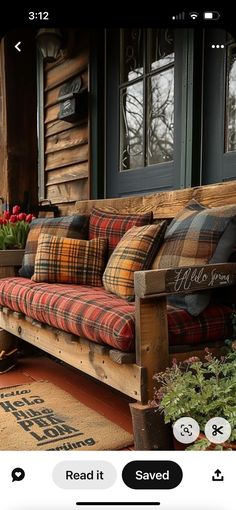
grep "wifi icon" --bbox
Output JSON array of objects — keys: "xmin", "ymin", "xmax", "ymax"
[{"xmin": 190, "ymin": 12, "xmax": 199, "ymax": 20}]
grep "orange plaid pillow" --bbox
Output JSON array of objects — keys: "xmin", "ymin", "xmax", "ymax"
[
  {"xmin": 32, "ymin": 233, "xmax": 107, "ymax": 286},
  {"xmin": 103, "ymin": 222, "xmax": 166, "ymax": 301}
]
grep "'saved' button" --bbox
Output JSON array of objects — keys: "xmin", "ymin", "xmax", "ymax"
[{"xmin": 122, "ymin": 461, "xmax": 183, "ymax": 489}]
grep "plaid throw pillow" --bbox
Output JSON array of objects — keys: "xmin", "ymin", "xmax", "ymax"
[
  {"xmin": 32, "ymin": 234, "xmax": 107, "ymax": 286},
  {"xmin": 19, "ymin": 215, "xmax": 89, "ymax": 278},
  {"xmin": 152, "ymin": 199, "xmax": 236, "ymax": 315},
  {"xmin": 89, "ymin": 208, "xmax": 153, "ymax": 256},
  {"xmin": 103, "ymin": 222, "xmax": 166, "ymax": 301}
]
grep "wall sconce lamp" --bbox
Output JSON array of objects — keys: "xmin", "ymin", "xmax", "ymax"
[{"xmin": 36, "ymin": 28, "xmax": 63, "ymax": 62}]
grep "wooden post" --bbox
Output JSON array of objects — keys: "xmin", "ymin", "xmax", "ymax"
[
  {"xmin": 130, "ymin": 403, "xmax": 173, "ymax": 450},
  {"xmin": 135, "ymin": 296, "xmax": 169, "ymax": 403},
  {"xmin": 131, "ymin": 295, "xmax": 171, "ymax": 449},
  {"xmin": 2, "ymin": 31, "xmax": 38, "ymax": 209}
]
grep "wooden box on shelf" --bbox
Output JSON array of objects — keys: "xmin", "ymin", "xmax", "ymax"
[{"xmin": 0, "ymin": 249, "xmax": 24, "ymax": 278}]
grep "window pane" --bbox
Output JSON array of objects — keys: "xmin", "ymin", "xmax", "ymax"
[
  {"xmin": 225, "ymin": 42, "xmax": 236, "ymax": 152},
  {"xmin": 120, "ymin": 82, "xmax": 144, "ymax": 170},
  {"xmin": 120, "ymin": 29, "xmax": 143, "ymax": 83},
  {"xmin": 148, "ymin": 29, "xmax": 174, "ymax": 71},
  {"xmin": 147, "ymin": 69, "xmax": 174, "ymax": 165}
]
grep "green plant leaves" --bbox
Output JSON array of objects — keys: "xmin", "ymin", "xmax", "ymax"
[
  {"xmin": 152, "ymin": 349, "xmax": 236, "ymax": 446},
  {"xmin": 0, "ymin": 221, "xmax": 30, "ymax": 249}
]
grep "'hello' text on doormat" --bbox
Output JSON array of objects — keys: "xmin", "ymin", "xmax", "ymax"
[{"xmin": 0, "ymin": 382, "xmax": 133, "ymax": 451}]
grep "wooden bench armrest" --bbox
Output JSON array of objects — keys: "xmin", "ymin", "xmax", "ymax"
[{"xmin": 134, "ymin": 262, "xmax": 236, "ymax": 299}]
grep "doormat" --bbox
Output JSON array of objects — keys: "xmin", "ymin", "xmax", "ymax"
[{"xmin": 0, "ymin": 381, "xmax": 133, "ymax": 451}]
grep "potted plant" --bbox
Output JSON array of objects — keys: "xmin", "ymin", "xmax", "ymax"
[
  {"xmin": 0, "ymin": 205, "xmax": 35, "ymax": 250},
  {"xmin": 151, "ymin": 340, "xmax": 236, "ymax": 450},
  {"xmin": 0, "ymin": 205, "xmax": 35, "ymax": 277}
]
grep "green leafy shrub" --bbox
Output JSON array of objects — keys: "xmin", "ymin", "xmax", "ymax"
[{"xmin": 151, "ymin": 341, "xmax": 236, "ymax": 449}]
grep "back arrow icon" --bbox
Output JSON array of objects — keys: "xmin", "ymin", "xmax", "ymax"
[{"xmin": 14, "ymin": 42, "xmax": 21, "ymax": 52}]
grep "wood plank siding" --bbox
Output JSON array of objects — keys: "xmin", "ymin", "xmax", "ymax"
[
  {"xmin": 0, "ymin": 41, "xmax": 8, "ymax": 206},
  {"xmin": 43, "ymin": 31, "xmax": 90, "ymax": 214},
  {"xmin": 0, "ymin": 31, "xmax": 38, "ymax": 211}
]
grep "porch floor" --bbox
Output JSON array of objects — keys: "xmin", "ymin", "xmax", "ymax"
[{"xmin": 0, "ymin": 352, "xmax": 134, "ymax": 450}]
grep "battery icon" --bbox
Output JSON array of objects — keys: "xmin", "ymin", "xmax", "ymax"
[{"xmin": 203, "ymin": 11, "xmax": 220, "ymax": 20}]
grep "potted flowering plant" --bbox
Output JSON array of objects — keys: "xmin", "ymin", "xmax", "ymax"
[
  {"xmin": 151, "ymin": 341, "xmax": 236, "ymax": 450},
  {"xmin": 0, "ymin": 205, "xmax": 35, "ymax": 250},
  {"xmin": 0, "ymin": 205, "xmax": 35, "ymax": 277}
]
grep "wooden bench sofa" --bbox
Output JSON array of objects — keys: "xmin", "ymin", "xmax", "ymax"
[{"xmin": 0, "ymin": 180, "xmax": 235, "ymax": 450}]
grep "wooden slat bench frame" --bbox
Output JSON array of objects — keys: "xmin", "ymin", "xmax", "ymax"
[
  {"xmin": 0, "ymin": 308, "xmax": 143, "ymax": 400},
  {"xmin": 0, "ymin": 180, "xmax": 235, "ymax": 449}
]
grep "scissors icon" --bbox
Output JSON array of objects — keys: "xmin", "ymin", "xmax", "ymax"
[{"xmin": 212, "ymin": 424, "xmax": 224, "ymax": 436}]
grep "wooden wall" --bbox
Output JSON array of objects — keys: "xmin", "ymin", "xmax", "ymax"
[
  {"xmin": 43, "ymin": 30, "xmax": 90, "ymax": 215},
  {"xmin": 0, "ymin": 31, "xmax": 38, "ymax": 211},
  {"xmin": 0, "ymin": 41, "xmax": 8, "ymax": 208}
]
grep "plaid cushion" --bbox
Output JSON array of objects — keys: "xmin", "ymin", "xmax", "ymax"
[
  {"xmin": 19, "ymin": 215, "xmax": 89, "ymax": 279},
  {"xmin": 152, "ymin": 199, "xmax": 236, "ymax": 315},
  {"xmin": 0, "ymin": 278, "xmax": 135, "ymax": 351},
  {"xmin": 0, "ymin": 277, "xmax": 232, "ymax": 351},
  {"xmin": 89, "ymin": 208, "xmax": 153, "ymax": 256},
  {"xmin": 103, "ymin": 222, "xmax": 166, "ymax": 301},
  {"xmin": 32, "ymin": 234, "xmax": 107, "ymax": 286},
  {"xmin": 168, "ymin": 303, "xmax": 233, "ymax": 347}
]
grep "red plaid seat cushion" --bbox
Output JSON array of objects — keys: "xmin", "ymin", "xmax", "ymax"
[
  {"xmin": 0, "ymin": 278, "xmax": 232, "ymax": 352},
  {"xmin": 0, "ymin": 278, "xmax": 135, "ymax": 352},
  {"xmin": 168, "ymin": 304, "xmax": 233, "ymax": 346}
]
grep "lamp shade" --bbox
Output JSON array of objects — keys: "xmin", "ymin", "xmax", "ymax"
[{"xmin": 36, "ymin": 29, "xmax": 62, "ymax": 62}]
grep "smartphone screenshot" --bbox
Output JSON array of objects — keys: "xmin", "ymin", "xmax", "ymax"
[{"xmin": 0, "ymin": 5, "xmax": 235, "ymax": 509}]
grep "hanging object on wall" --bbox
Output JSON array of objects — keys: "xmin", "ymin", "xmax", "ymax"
[
  {"xmin": 36, "ymin": 29, "xmax": 63, "ymax": 62},
  {"xmin": 58, "ymin": 75, "xmax": 87, "ymax": 122}
]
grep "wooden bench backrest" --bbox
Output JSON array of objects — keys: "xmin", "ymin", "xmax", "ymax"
[{"xmin": 75, "ymin": 181, "xmax": 236, "ymax": 219}]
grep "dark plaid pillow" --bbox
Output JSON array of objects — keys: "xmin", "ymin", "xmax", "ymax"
[
  {"xmin": 152, "ymin": 199, "xmax": 236, "ymax": 315},
  {"xmin": 19, "ymin": 215, "xmax": 89, "ymax": 278},
  {"xmin": 89, "ymin": 208, "xmax": 153, "ymax": 256}
]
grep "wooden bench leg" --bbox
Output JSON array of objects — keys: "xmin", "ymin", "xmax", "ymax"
[
  {"xmin": 130, "ymin": 402, "xmax": 173, "ymax": 450},
  {"xmin": 132, "ymin": 295, "xmax": 172, "ymax": 449},
  {"xmin": 0, "ymin": 329, "xmax": 18, "ymax": 353}
]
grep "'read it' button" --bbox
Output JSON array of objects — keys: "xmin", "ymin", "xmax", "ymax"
[{"xmin": 122, "ymin": 461, "xmax": 183, "ymax": 489}]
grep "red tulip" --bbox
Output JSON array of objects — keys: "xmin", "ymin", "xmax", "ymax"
[
  {"xmin": 18, "ymin": 213, "xmax": 27, "ymax": 221},
  {"xmin": 12, "ymin": 205, "xmax": 21, "ymax": 215},
  {"xmin": 9, "ymin": 215, "xmax": 18, "ymax": 223},
  {"xmin": 26, "ymin": 214, "xmax": 33, "ymax": 223},
  {"xmin": 3, "ymin": 211, "xmax": 11, "ymax": 220}
]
